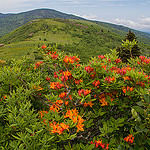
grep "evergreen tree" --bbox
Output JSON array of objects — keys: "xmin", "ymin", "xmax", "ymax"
[{"xmin": 117, "ymin": 30, "xmax": 141, "ymax": 63}]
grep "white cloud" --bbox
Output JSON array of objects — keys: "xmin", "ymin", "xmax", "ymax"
[
  {"xmin": 72, "ymin": 13, "xmax": 150, "ymax": 32},
  {"xmin": 112, "ymin": 17, "xmax": 150, "ymax": 31},
  {"xmin": 73, "ymin": 13, "xmax": 98, "ymax": 20}
]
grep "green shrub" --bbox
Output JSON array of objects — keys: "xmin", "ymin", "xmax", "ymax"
[{"xmin": 0, "ymin": 43, "xmax": 149, "ymax": 149}]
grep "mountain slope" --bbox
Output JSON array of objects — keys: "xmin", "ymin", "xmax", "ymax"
[
  {"xmin": 0, "ymin": 18, "xmax": 150, "ymax": 62},
  {"xmin": 94, "ymin": 21, "xmax": 150, "ymax": 43},
  {"xmin": 0, "ymin": 9, "xmax": 85, "ymax": 37},
  {"xmin": 0, "ymin": 8, "xmax": 150, "ymax": 43}
]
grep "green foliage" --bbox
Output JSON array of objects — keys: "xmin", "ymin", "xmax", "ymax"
[{"xmin": 0, "ymin": 42, "xmax": 150, "ymax": 149}]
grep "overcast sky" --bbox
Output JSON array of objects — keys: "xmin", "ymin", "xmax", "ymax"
[{"xmin": 0, "ymin": 0, "xmax": 150, "ymax": 32}]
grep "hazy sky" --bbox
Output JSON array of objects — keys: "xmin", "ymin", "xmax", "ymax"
[{"xmin": 0, "ymin": 0, "xmax": 150, "ymax": 32}]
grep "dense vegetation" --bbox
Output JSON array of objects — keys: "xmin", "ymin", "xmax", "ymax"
[
  {"xmin": 0, "ymin": 18, "xmax": 150, "ymax": 63},
  {"xmin": 0, "ymin": 41, "xmax": 150, "ymax": 149}
]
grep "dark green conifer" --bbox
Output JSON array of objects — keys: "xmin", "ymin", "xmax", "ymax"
[{"xmin": 117, "ymin": 30, "xmax": 141, "ymax": 63}]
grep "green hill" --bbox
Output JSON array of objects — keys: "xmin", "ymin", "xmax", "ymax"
[
  {"xmin": 0, "ymin": 8, "xmax": 150, "ymax": 42},
  {"xmin": 0, "ymin": 9, "xmax": 85, "ymax": 38},
  {"xmin": 0, "ymin": 18, "xmax": 150, "ymax": 62}
]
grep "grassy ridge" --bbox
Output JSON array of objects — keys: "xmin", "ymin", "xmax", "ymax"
[{"xmin": 0, "ymin": 18, "xmax": 150, "ymax": 62}]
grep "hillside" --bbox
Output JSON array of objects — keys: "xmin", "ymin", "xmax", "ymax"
[
  {"xmin": 0, "ymin": 18, "xmax": 150, "ymax": 62},
  {"xmin": 94, "ymin": 21, "xmax": 150, "ymax": 44},
  {"xmin": 0, "ymin": 8, "xmax": 150, "ymax": 42},
  {"xmin": 0, "ymin": 9, "xmax": 85, "ymax": 37}
]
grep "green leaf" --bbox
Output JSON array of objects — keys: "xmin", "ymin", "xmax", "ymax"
[
  {"xmin": 117, "ymin": 144, "xmax": 125, "ymax": 150},
  {"xmin": 137, "ymin": 101, "xmax": 143, "ymax": 106},
  {"xmin": 80, "ymin": 143, "xmax": 85, "ymax": 149},
  {"xmin": 25, "ymin": 128, "xmax": 33, "ymax": 134},
  {"xmin": 131, "ymin": 108, "xmax": 141, "ymax": 121},
  {"xmin": 86, "ymin": 144, "xmax": 95, "ymax": 150},
  {"xmin": 132, "ymin": 106, "xmax": 144, "ymax": 114},
  {"xmin": 68, "ymin": 133, "xmax": 77, "ymax": 140},
  {"xmin": 147, "ymin": 139, "xmax": 150, "ymax": 145},
  {"xmin": 144, "ymin": 94, "xmax": 150, "ymax": 103},
  {"xmin": 103, "ymin": 122, "xmax": 108, "ymax": 133},
  {"xmin": 36, "ymin": 129, "xmax": 43, "ymax": 135},
  {"xmin": 47, "ymin": 136, "xmax": 54, "ymax": 141},
  {"xmin": 12, "ymin": 134, "xmax": 20, "ymax": 140}
]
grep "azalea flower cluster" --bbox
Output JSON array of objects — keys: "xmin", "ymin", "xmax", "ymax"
[
  {"xmin": 64, "ymin": 108, "xmax": 84, "ymax": 132},
  {"xmin": 122, "ymin": 86, "xmax": 134, "ymax": 94},
  {"xmin": 34, "ymin": 45, "xmax": 150, "ymax": 149},
  {"xmin": 39, "ymin": 111, "xmax": 69, "ymax": 134},
  {"xmin": 34, "ymin": 61, "xmax": 43, "ymax": 69},
  {"xmin": 63, "ymin": 55, "xmax": 80, "ymax": 64},
  {"xmin": 137, "ymin": 55, "xmax": 150, "ymax": 65},
  {"xmin": 0, "ymin": 60, "xmax": 5, "ymax": 65},
  {"xmin": 50, "ymin": 122, "xmax": 69, "ymax": 135},
  {"xmin": 98, "ymin": 92, "xmax": 115, "ymax": 106},
  {"xmin": 124, "ymin": 134, "xmax": 134, "ymax": 144},
  {"xmin": 78, "ymin": 89, "xmax": 91, "ymax": 97},
  {"xmin": 91, "ymin": 139, "xmax": 109, "ymax": 149}
]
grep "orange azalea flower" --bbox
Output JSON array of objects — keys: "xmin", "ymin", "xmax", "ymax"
[
  {"xmin": 63, "ymin": 55, "xmax": 79, "ymax": 64},
  {"xmin": 124, "ymin": 134, "xmax": 134, "ymax": 144},
  {"xmin": 78, "ymin": 116, "xmax": 84, "ymax": 124},
  {"xmin": 102, "ymin": 65, "xmax": 106, "ymax": 70},
  {"xmin": 59, "ymin": 92, "xmax": 67, "ymax": 99},
  {"xmin": 130, "ymin": 87, "xmax": 134, "ymax": 92},
  {"xmin": 59, "ymin": 123, "xmax": 69, "ymax": 131},
  {"xmin": 84, "ymin": 102, "xmax": 88, "ymax": 107},
  {"xmin": 33, "ymin": 85, "xmax": 43, "ymax": 91},
  {"xmin": 64, "ymin": 109, "xmax": 74, "ymax": 119},
  {"xmin": 64, "ymin": 101, "xmax": 69, "ymax": 105},
  {"xmin": 50, "ymin": 82, "xmax": 64, "ymax": 90},
  {"xmin": 38, "ymin": 111, "xmax": 48, "ymax": 119},
  {"xmin": 49, "ymin": 104, "xmax": 60, "ymax": 113},
  {"xmin": 122, "ymin": 87, "xmax": 126, "ymax": 94},
  {"xmin": 3, "ymin": 95, "xmax": 7, "ymax": 99},
  {"xmin": 72, "ymin": 108, "xmax": 79, "ymax": 117},
  {"xmin": 63, "ymin": 71, "xmax": 72, "ymax": 77},
  {"xmin": 76, "ymin": 123, "xmax": 84, "ymax": 132},
  {"xmin": 74, "ymin": 79, "xmax": 83, "ymax": 85},
  {"xmin": 37, "ymin": 86, "xmax": 43, "ymax": 91},
  {"xmin": 50, "ymin": 82, "xmax": 56, "ymax": 89},
  {"xmin": 96, "ymin": 140, "xmax": 102, "ymax": 146},
  {"xmin": 123, "ymin": 86, "xmax": 134, "ymax": 93},
  {"xmin": 63, "ymin": 56, "xmax": 74, "ymax": 64},
  {"xmin": 84, "ymin": 101, "xmax": 94, "ymax": 107},
  {"xmin": 72, "ymin": 116, "xmax": 78, "ymax": 123},
  {"xmin": 78, "ymin": 89, "xmax": 91, "ymax": 97},
  {"xmin": 41, "ymin": 45, "xmax": 47, "ymax": 49},
  {"xmin": 92, "ymin": 80, "xmax": 100, "ymax": 87},
  {"xmin": 91, "ymin": 139, "xmax": 109, "ymax": 149},
  {"xmin": 123, "ymin": 76, "xmax": 131, "ymax": 81},
  {"xmin": 64, "ymin": 109, "xmax": 84, "ymax": 132},
  {"xmin": 105, "ymin": 76, "xmax": 115, "ymax": 83},
  {"xmin": 56, "ymin": 100, "xmax": 63, "ymax": 106},
  {"xmin": 85, "ymin": 66, "xmax": 94, "ymax": 73},
  {"xmin": 99, "ymin": 97, "xmax": 108, "ymax": 106}
]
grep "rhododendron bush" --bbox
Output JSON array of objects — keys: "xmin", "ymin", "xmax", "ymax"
[{"xmin": 0, "ymin": 44, "xmax": 150, "ymax": 150}]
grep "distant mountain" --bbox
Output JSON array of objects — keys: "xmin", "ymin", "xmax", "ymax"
[
  {"xmin": 96, "ymin": 21, "xmax": 150, "ymax": 39},
  {"xmin": 0, "ymin": 8, "xmax": 85, "ymax": 37},
  {"xmin": 0, "ymin": 8, "xmax": 150, "ymax": 42}
]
